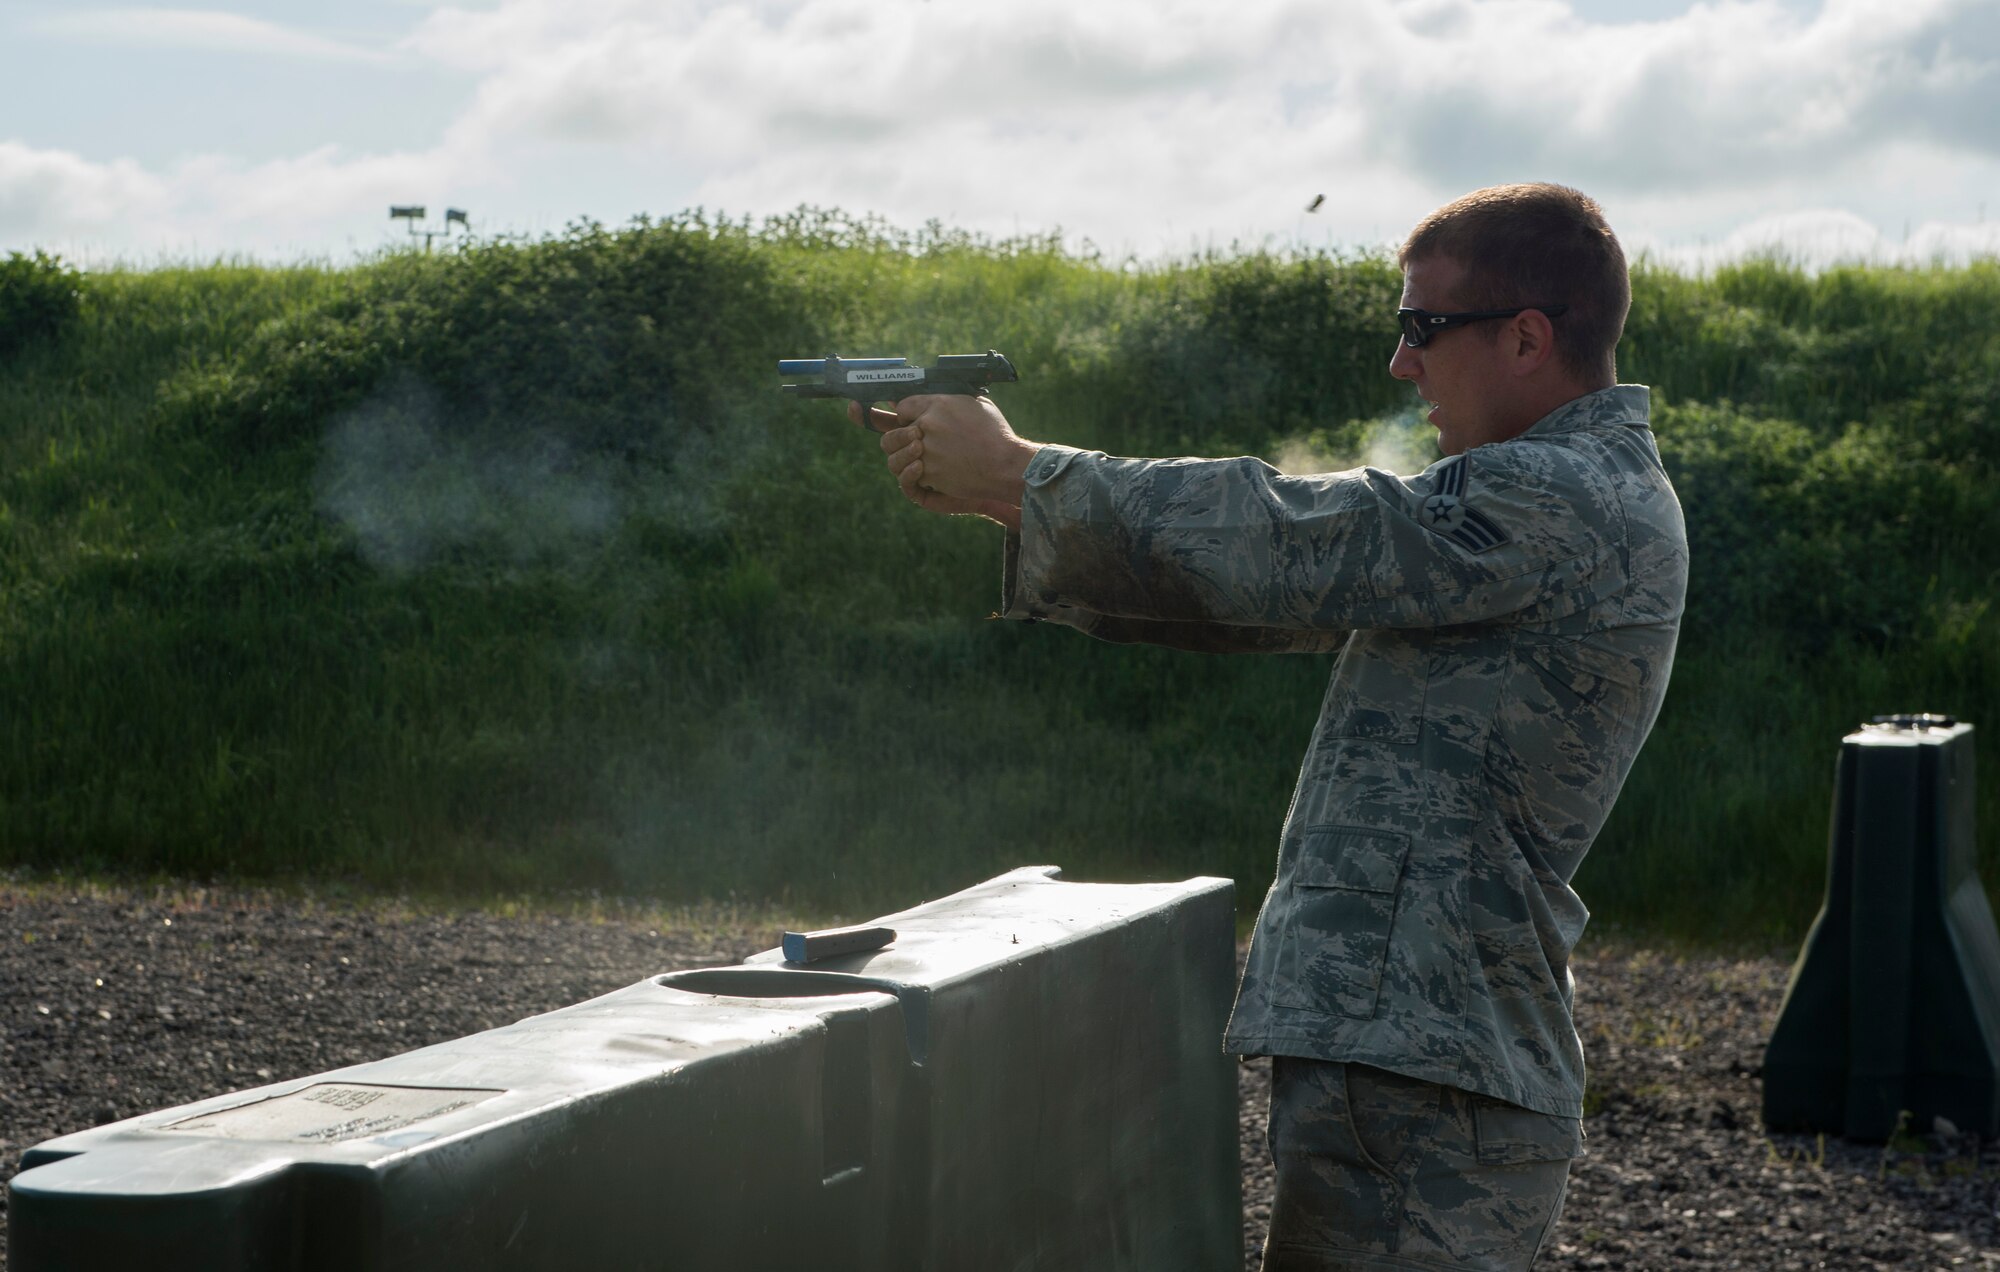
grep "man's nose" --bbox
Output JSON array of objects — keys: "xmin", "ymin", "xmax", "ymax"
[{"xmin": 1389, "ymin": 338, "xmax": 1420, "ymax": 381}]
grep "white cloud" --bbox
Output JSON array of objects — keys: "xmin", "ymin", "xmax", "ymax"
[
  {"xmin": 0, "ymin": 142, "xmax": 167, "ymax": 234},
  {"xmin": 1636, "ymin": 207, "xmax": 2000, "ymax": 273},
  {"xmin": 5, "ymin": 0, "xmax": 1998, "ymax": 265},
  {"xmin": 412, "ymin": 0, "xmax": 1355, "ymax": 152},
  {"xmin": 392, "ymin": 0, "xmax": 2000, "ymax": 250},
  {"xmin": 37, "ymin": 8, "xmax": 397, "ymax": 63},
  {"xmin": 1610, "ymin": 131, "xmax": 2000, "ymax": 268},
  {"xmin": 0, "ymin": 139, "xmax": 479, "ymax": 264},
  {"xmin": 1350, "ymin": 0, "xmax": 2000, "ymax": 195}
]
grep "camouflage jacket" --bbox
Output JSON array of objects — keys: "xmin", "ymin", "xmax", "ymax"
[{"xmin": 1000, "ymin": 385, "xmax": 1686, "ymax": 1116}]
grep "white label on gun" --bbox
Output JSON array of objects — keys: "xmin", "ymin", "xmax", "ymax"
[{"xmin": 846, "ymin": 367, "xmax": 925, "ymax": 384}]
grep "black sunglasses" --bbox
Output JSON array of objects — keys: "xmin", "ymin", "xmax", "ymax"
[{"xmin": 1397, "ymin": 303, "xmax": 1568, "ymax": 348}]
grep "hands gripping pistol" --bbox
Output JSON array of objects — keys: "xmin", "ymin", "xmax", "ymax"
[{"xmin": 777, "ymin": 350, "xmax": 1017, "ymax": 430}]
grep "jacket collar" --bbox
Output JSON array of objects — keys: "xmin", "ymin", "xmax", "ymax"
[{"xmin": 1518, "ymin": 384, "xmax": 1651, "ymax": 441}]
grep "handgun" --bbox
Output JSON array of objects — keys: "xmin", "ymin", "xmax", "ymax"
[{"xmin": 777, "ymin": 350, "xmax": 1017, "ymax": 430}]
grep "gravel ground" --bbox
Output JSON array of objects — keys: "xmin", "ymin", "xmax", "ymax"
[{"xmin": 4, "ymin": 879, "xmax": 1998, "ymax": 1270}]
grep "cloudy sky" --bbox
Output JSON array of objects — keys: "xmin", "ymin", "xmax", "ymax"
[{"xmin": 4, "ymin": 0, "xmax": 1997, "ymax": 269}]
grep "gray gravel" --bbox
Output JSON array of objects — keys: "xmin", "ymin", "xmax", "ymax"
[{"xmin": 4, "ymin": 880, "xmax": 1999, "ymax": 1270}]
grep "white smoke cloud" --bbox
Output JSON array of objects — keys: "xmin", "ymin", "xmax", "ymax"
[
  {"xmin": 1271, "ymin": 408, "xmax": 1438, "ymax": 477},
  {"xmin": 313, "ymin": 377, "xmax": 623, "ymax": 575}
]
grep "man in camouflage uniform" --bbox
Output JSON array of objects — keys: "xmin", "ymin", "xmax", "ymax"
[{"xmin": 859, "ymin": 183, "xmax": 1687, "ymax": 1270}]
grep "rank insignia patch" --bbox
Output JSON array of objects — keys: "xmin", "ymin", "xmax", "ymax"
[{"xmin": 1422, "ymin": 456, "xmax": 1511, "ymax": 554}]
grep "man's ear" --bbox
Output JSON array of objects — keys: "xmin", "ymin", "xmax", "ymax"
[{"xmin": 1504, "ymin": 309, "xmax": 1559, "ymax": 378}]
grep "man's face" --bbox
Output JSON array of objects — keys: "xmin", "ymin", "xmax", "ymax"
[{"xmin": 1389, "ymin": 254, "xmax": 1519, "ymax": 456}]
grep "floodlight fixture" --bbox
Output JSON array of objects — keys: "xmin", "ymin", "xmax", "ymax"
[{"xmin": 389, "ymin": 203, "xmax": 472, "ymax": 252}]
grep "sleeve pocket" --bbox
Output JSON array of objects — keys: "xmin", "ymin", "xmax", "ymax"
[
  {"xmin": 1273, "ymin": 828, "xmax": 1412, "ymax": 1019},
  {"xmin": 1291, "ymin": 828, "xmax": 1410, "ymax": 893}
]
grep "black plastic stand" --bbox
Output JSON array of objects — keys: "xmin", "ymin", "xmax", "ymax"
[{"xmin": 1764, "ymin": 716, "xmax": 2000, "ymax": 1141}]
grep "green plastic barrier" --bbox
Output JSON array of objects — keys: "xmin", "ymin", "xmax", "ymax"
[
  {"xmin": 1763, "ymin": 717, "xmax": 2000, "ymax": 1141},
  {"xmin": 9, "ymin": 867, "xmax": 1239, "ymax": 1270}
]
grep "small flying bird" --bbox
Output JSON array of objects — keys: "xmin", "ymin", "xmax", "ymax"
[{"xmin": 1306, "ymin": 193, "xmax": 1325, "ymax": 213}]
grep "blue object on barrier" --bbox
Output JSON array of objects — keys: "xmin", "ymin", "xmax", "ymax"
[
  {"xmin": 782, "ymin": 923, "xmax": 897, "ymax": 964},
  {"xmin": 8, "ymin": 866, "xmax": 1240, "ymax": 1271}
]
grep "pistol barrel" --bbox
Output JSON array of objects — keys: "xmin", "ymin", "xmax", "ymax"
[{"xmin": 777, "ymin": 350, "xmax": 1017, "ymax": 400}]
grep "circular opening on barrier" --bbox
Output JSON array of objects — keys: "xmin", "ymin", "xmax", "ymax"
[{"xmin": 656, "ymin": 968, "xmax": 893, "ymax": 999}]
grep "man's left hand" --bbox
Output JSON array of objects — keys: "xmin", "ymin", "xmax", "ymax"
[{"xmin": 851, "ymin": 395, "xmax": 1038, "ymax": 530}]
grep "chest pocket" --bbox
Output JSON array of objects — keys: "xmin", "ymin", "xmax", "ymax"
[{"xmin": 1319, "ymin": 630, "xmax": 1429, "ymax": 745}]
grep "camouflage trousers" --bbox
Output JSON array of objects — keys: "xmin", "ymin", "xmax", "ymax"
[{"xmin": 1260, "ymin": 1058, "xmax": 1581, "ymax": 1271}]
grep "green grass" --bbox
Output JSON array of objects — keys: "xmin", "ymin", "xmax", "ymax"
[{"xmin": 1, "ymin": 216, "xmax": 1994, "ymax": 945}]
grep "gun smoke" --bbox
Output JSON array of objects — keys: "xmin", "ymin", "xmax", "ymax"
[
  {"xmin": 1269, "ymin": 405, "xmax": 1435, "ymax": 477},
  {"xmin": 312, "ymin": 375, "xmax": 725, "ymax": 575}
]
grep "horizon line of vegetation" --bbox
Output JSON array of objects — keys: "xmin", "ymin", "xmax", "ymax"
[
  {"xmin": 15, "ymin": 203, "xmax": 1996, "ymax": 281},
  {"xmin": 0, "ymin": 206, "xmax": 1993, "ymax": 949}
]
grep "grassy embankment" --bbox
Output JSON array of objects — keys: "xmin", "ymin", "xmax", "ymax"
[{"xmin": 2, "ymin": 214, "xmax": 1994, "ymax": 943}]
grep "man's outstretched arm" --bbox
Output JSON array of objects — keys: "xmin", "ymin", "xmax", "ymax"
[{"xmin": 861, "ymin": 394, "xmax": 1348, "ymax": 655}]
